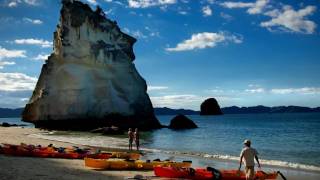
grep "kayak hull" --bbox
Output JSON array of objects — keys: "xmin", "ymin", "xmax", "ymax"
[
  {"xmin": 154, "ymin": 167, "xmax": 279, "ymax": 180},
  {"xmin": 84, "ymin": 158, "xmax": 192, "ymax": 170}
]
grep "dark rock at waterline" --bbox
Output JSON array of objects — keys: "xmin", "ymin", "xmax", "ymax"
[
  {"xmin": 169, "ymin": 114, "xmax": 198, "ymax": 130},
  {"xmin": 0, "ymin": 122, "xmax": 27, "ymax": 127},
  {"xmin": 200, "ymin": 98, "xmax": 223, "ymax": 115}
]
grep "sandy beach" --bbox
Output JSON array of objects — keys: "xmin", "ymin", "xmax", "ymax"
[
  {"xmin": 0, "ymin": 127, "xmax": 154, "ymax": 180},
  {"xmin": 1, "ymin": 126, "xmax": 320, "ymax": 180}
]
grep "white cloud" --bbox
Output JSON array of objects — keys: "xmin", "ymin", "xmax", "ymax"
[
  {"xmin": 202, "ymin": 5, "xmax": 212, "ymax": 16},
  {"xmin": 220, "ymin": 12, "xmax": 233, "ymax": 21},
  {"xmin": 0, "ymin": 72, "xmax": 37, "ymax": 91},
  {"xmin": 166, "ymin": 32, "xmax": 242, "ymax": 52},
  {"xmin": 150, "ymin": 94, "xmax": 202, "ymax": 108},
  {"xmin": 86, "ymin": 0, "xmax": 97, "ymax": 5},
  {"xmin": 23, "ymin": 0, "xmax": 39, "ymax": 5},
  {"xmin": 128, "ymin": 0, "xmax": 177, "ymax": 8},
  {"xmin": 245, "ymin": 88, "xmax": 265, "ymax": 93},
  {"xmin": 178, "ymin": 11, "xmax": 188, "ymax": 15},
  {"xmin": 14, "ymin": 38, "xmax": 52, "ymax": 48},
  {"xmin": 261, "ymin": 5, "xmax": 317, "ymax": 34},
  {"xmin": 32, "ymin": 54, "xmax": 50, "ymax": 61},
  {"xmin": 220, "ymin": 2, "xmax": 253, "ymax": 9},
  {"xmin": 148, "ymin": 86, "xmax": 169, "ymax": 91},
  {"xmin": 7, "ymin": 0, "xmax": 39, "ymax": 7},
  {"xmin": 8, "ymin": 1, "xmax": 17, "ymax": 7},
  {"xmin": 248, "ymin": 84, "xmax": 260, "ymax": 88},
  {"xmin": 123, "ymin": 28, "xmax": 148, "ymax": 39},
  {"xmin": 23, "ymin": 17, "xmax": 43, "ymax": 25},
  {"xmin": 0, "ymin": 61, "xmax": 15, "ymax": 69},
  {"xmin": 205, "ymin": 89, "xmax": 225, "ymax": 94},
  {"xmin": 0, "ymin": 90, "xmax": 33, "ymax": 108},
  {"xmin": 271, "ymin": 87, "xmax": 320, "ymax": 95},
  {"xmin": 0, "ymin": 46, "xmax": 26, "ymax": 59},
  {"xmin": 220, "ymin": 0, "xmax": 269, "ymax": 14}
]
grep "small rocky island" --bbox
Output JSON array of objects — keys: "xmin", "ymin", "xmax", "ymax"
[
  {"xmin": 200, "ymin": 98, "xmax": 223, "ymax": 115},
  {"xmin": 169, "ymin": 114, "xmax": 198, "ymax": 130},
  {"xmin": 22, "ymin": 0, "xmax": 161, "ymax": 130}
]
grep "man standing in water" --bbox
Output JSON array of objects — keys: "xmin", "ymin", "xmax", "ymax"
[
  {"xmin": 128, "ymin": 128, "xmax": 134, "ymax": 151},
  {"xmin": 239, "ymin": 139, "xmax": 261, "ymax": 180},
  {"xmin": 134, "ymin": 128, "xmax": 140, "ymax": 151}
]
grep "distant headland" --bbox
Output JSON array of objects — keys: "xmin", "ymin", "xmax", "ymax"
[
  {"xmin": 154, "ymin": 105, "xmax": 320, "ymax": 115},
  {"xmin": 1, "ymin": 105, "xmax": 320, "ymax": 118}
]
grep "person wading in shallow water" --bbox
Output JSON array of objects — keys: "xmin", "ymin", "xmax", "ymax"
[
  {"xmin": 128, "ymin": 128, "xmax": 134, "ymax": 151},
  {"xmin": 134, "ymin": 128, "xmax": 140, "ymax": 151},
  {"xmin": 239, "ymin": 139, "xmax": 261, "ymax": 180}
]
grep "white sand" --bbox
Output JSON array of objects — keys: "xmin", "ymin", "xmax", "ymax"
[{"xmin": 0, "ymin": 127, "xmax": 154, "ymax": 180}]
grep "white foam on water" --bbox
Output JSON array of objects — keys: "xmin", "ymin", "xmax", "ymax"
[{"xmin": 158, "ymin": 150, "xmax": 320, "ymax": 172}]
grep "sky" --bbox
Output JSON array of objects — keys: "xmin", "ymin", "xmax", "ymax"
[{"xmin": 0, "ymin": 0, "xmax": 319, "ymax": 110}]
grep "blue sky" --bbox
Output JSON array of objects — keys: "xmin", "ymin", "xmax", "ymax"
[{"xmin": 0, "ymin": 0, "xmax": 319, "ymax": 110}]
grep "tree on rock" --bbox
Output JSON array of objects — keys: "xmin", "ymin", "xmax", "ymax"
[
  {"xmin": 200, "ymin": 98, "xmax": 223, "ymax": 115},
  {"xmin": 169, "ymin": 114, "xmax": 198, "ymax": 130}
]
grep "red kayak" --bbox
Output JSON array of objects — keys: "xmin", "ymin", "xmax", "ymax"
[
  {"xmin": 154, "ymin": 167, "xmax": 213, "ymax": 180},
  {"xmin": 1, "ymin": 144, "xmax": 33, "ymax": 156},
  {"xmin": 154, "ymin": 167, "xmax": 284, "ymax": 180}
]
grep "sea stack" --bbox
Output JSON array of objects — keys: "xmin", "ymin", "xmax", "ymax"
[
  {"xmin": 200, "ymin": 98, "xmax": 223, "ymax": 115},
  {"xmin": 22, "ymin": 0, "xmax": 161, "ymax": 130}
]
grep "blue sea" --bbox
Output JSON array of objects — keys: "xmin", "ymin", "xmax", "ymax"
[{"xmin": 1, "ymin": 113, "xmax": 320, "ymax": 173}]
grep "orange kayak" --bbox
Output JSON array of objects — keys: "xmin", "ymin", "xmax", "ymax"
[
  {"xmin": 85, "ymin": 158, "xmax": 192, "ymax": 170},
  {"xmin": 86, "ymin": 153, "xmax": 112, "ymax": 159},
  {"xmin": 0, "ymin": 144, "xmax": 90, "ymax": 159}
]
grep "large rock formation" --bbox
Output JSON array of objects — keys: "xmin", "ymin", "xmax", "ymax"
[
  {"xmin": 22, "ymin": 0, "xmax": 161, "ymax": 130},
  {"xmin": 200, "ymin": 98, "xmax": 223, "ymax": 115}
]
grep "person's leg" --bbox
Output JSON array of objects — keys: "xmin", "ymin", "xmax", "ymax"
[
  {"xmin": 245, "ymin": 166, "xmax": 249, "ymax": 180},
  {"xmin": 248, "ymin": 166, "xmax": 254, "ymax": 180}
]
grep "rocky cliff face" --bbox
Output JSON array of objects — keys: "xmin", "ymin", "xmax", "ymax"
[{"xmin": 22, "ymin": 0, "xmax": 161, "ymax": 130}]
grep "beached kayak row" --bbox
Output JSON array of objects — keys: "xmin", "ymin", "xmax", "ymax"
[
  {"xmin": 0, "ymin": 143, "xmax": 286, "ymax": 179},
  {"xmin": 0, "ymin": 143, "xmax": 141, "ymax": 160}
]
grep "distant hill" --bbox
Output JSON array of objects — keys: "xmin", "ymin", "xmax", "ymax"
[
  {"xmin": 221, "ymin": 105, "xmax": 320, "ymax": 114},
  {"xmin": 1, "ymin": 106, "xmax": 320, "ymax": 118},
  {"xmin": 154, "ymin": 106, "xmax": 320, "ymax": 115},
  {"xmin": 0, "ymin": 108, "xmax": 23, "ymax": 118},
  {"xmin": 154, "ymin": 107, "xmax": 199, "ymax": 115}
]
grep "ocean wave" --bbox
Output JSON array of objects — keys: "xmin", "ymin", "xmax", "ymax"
[
  {"xmin": 145, "ymin": 149, "xmax": 320, "ymax": 172},
  {"xmin": 29, "ymin": 132, "xmax": 320, "ymax": 172}
]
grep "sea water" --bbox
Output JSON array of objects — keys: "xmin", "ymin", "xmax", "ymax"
[
  {"xmin": 1, "ymin": 113, "xmax": 320, "ymax": 172},
  {"xmin": 145, "ymin": 113, "xmax": 320, "ymax": 172}
]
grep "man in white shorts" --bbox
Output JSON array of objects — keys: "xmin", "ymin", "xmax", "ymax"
[{"xmin": 238, "ymin": 139, "xmax": 261, "ymax": 180}]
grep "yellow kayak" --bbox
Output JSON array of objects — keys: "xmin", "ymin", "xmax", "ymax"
[
  {"xmin": 109, "ymin": 152, "xmax": 141, "ymax": 160},
  {"xmin": 84, "ymin": 158, "xmax": 192, "ymax": 170}
]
